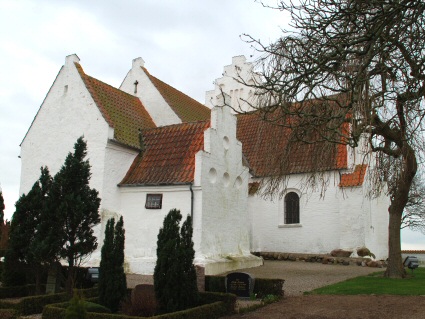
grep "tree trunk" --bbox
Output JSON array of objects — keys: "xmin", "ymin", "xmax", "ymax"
[
  {"xmin": 385, "ymin": 204, "xmax": 405, "ymax": 278},
  {"xmin": 384, "ymin": 144, "xmax": 417, "ymax": 278},
  {"xmin": 66, "ymin": 259, "xmax": 75, "ymax": 294},
  {"xmin": 35, "ymin": 264, "xmax": 43, "ymax": 295}
]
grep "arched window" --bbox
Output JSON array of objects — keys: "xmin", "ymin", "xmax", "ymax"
[{"xmin": 284, "ymin": 192, "xmax": 300, "ymax": 224}]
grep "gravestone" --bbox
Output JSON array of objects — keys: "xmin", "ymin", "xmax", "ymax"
[
  {"xmin": 131, "ymin": 284, "xmax": 158, "ymax": 316},
  {"xmin": 225, "ymin": 272, "xmax": 255, "ymax": 298},
  {"xmin": 46, "ymin": 262, "xmax": 63, "ymax": 294}
]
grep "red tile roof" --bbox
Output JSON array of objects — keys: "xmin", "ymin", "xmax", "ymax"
[
  {"xmin": 120, "ymin": 121, "xmax": 210, "ymax": 185},
  {"xmin": 142, "ymin": 67, "xmax": 211, "ymax": 122},
  {"xmin": 339, "ymin": 164, "xmax": 367, "ymax": 187},
  {"xmin": 248, "ymin": 182, "xmax": 260, "ymax": 195},
  {"xmin": 75, "ymin": 63, "xmax": 156, "ymax": 149},
  {"xmin": 236, "ymin": 112, "xmax": 348, "ymax": 177}
]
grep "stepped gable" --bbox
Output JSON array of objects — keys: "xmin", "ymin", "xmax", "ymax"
[
  {"xmin": 237, "ymin": 107, "xmax": 348, "ymax": 177},
  {"xmin": 142, "ymin": 67, "xmax": 211, "ymax": 122},
  {"xmin": 339, "ymin": 164, "xmax": 368, "ymax": 187},
  {"xmin": 75, "ymin": 63, "xmax": 156, "ymax": 149},
  {"xmin": 120, "ymin": 120, "xmax": 210, "ymax": 185}
]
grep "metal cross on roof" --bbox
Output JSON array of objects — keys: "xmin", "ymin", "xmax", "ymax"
[{"xmin": 134, "ymin": 80, "xmax": 139, "ymax": 94}]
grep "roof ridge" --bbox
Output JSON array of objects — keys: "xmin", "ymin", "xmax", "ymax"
[
  {"xmin": 141, "ymin": 119, "xmax": 210, "ymax": 132},
  {"xmin": 143, "ymin": 68, "xmax": 201, "ymax": 104},
  {"xmin": 86, "ymin": 74, "xmax": 141, "ymax": 100},
  {"xmin": 141, "ymin": 67, "xmax": 211, "ymax": 122},
  {"xmin": 75, "ymin": 62, "xmax": 115, "ymax": 127}
]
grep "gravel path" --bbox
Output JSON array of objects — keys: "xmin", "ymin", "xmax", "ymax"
[{"xmin": 221, "ymin": 260, "xmax": 381, "ymax": 296}]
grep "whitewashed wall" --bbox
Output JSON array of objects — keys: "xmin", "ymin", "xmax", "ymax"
[
  {"xmin": 249, "ymin": 173, "xmax": 341, "ymax": 254},
  {"xmin": 362, "ymin": 173, "xmax": 390, "ymax": 260},
  {"xmin": 248, "ymin": 171, "xmax": 389, "ymax": 260},
  {"xmin": 101, "ymin": 142, "xmax": 139, "ymax": 213},
  {"xmin": 20, "ymin": 54, "xmax": 110, "ymax": 196},
  {"xmin": 119, "ymin": 185, "xmax": 193, "ymax": 274},
  {"xmin": 120, "ymin": 57, "xmax": 181, "ymax": 127},
  {"xmin": 194, "ymin": 105, "xmax": 262, "ymax": 274}
]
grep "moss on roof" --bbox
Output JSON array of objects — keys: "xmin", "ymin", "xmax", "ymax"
[
  {"xmin": 142, "ymin": 67, "xmax": 211, "ymax": 122},
  {"xmin": 75, "ymin": 63, "xmax": 156, "ymax": 149}
]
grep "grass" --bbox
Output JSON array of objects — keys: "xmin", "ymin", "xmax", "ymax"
[{"xmin": 308, "ymin": 267, "xmax": 425, "ymax": 296}]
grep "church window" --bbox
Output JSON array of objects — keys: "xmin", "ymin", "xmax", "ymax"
[
  {"xmin": 284, "ymin": 192, "xmax": 300, "ymax": 224},
  {"xmin": 145, "ymin": 194, "xmax": 162, "ymax": 209}
]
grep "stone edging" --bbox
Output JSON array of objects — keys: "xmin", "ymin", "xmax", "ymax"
[{"xmin": 252, "ymin": 252, "xmax": 387, "ymax": 268}]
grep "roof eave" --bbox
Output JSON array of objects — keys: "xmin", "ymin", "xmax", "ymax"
[
  {"xmin": 107, "ymin": 138, "xmax": 141, "ymax": 152},
  {"xmin": 118, "ymin": 182, "xmax": 193, "ymax": 187}
]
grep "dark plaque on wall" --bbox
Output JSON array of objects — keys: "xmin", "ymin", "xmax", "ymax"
[{"xmin": 225, "ymin": 272, "xmax": 254, "ymax": 298}]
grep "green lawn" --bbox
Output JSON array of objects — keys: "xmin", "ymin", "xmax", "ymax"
[{"xmin": 308, "ymin": 267, "xmax": 425, "ymax": 296}]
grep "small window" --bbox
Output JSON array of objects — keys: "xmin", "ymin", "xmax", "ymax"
[
  {"xmin": 284, "ymin": 192, "xmax": 300, "ymax": 224},
  {"xmin": 145, "ymin": 194, "xmax": 162, "ymax": 209}
]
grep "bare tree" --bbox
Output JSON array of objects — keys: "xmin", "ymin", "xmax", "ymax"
[
  {"xmin": 402, "ymin": 174, "xmax": 425, "ymax": 235},
  {"xmin": 239, "ymin": 0, "xmax": 425, "ymax": 278}
]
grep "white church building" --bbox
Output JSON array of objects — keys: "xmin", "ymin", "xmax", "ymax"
[{"xmin": 19, "ymin": 54, "xmax": 389, "ymax": 275}]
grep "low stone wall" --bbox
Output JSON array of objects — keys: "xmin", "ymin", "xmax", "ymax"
[{"xmin": 252, "ymin": 252, "xmax": 386, "ymax": 268}]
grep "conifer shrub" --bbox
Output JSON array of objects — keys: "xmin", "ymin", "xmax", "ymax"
[
  {"xmin": 1, "ymin": 250, "xmax": 27, "ymax": 287},
  {"xmin": 46, "ymin": 137, "xmax": 101, "ymax": 293},
  {"xmin": 4, "ymin": 167, "xmax": 53, "ymax": 294},
  {"xmin": 154, "ymin": 209, "xmax": 199, "ymax": 313},
  {"xmin": 98, "ymin": 217, "xmax": 127, "ymax": 313}
]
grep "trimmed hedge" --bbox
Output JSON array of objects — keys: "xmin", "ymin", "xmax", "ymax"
[
  {"xmin": 43, "ymin": 292, "xmax": 236, "ymax": 319},
  {"xmin": 254, "ymin": 278, "xmax": 285, "ymax": 298},
  {"xmin": 0, "ymin": 287, "xmax": 98, "ymax": 315},
  {"xmin": 205, "ymin": 276, "xmax": 284, "ymax": 298},
  {"xmin": 0, "ymin": 284, "xmax": 34, "ymax": 299}
]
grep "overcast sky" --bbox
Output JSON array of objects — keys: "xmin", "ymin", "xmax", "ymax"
[{"xmin": 0, "ymin": 0, "xmax": 423, "ymax": 249}]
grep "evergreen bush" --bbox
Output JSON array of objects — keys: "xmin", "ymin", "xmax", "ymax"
[
  {"xmin": 1, "ymin": 250, "xmax": 27, "ymax": 287},
  {"xmin": 45, "ymin": 137, "xmax": 101, "ymax": 293},
  {"xmin": 4, "ymin": 167, "xmax": 53, "ymax": 293},
  {"xmin": 98, "ymin": 217, "xmax": 127, "ymax": 312},
  {"xmin": 154, "ymin": 209, "xmax": 198, "ymax": 313}
]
